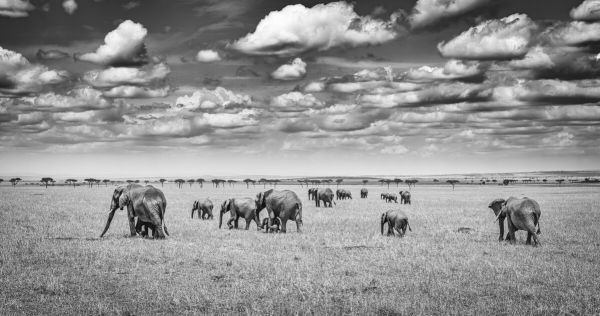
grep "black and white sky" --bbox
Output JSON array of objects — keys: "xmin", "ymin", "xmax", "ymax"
[{"xmin": 1, "ymin": 0, "xmax": 599, "ymax": 177}]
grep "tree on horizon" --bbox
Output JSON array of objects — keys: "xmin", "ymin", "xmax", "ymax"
[
  {"xmin": 188, "ymin": 179, "xmax": 195, "ymax": 187},
  {"xmin": 41, "ymin": 177, "xmax": 53, "ymax": 188},
  {"xmin": 159, "ymin": 179, "xmax": 166, "ymax": 187},
  {"xmin": 447, "ymin": 179, "xmax": 459, "ymax": 190},
  {"xmin": 66, "ymin": 179, "xmax": 77, "ymax": 188},
  {"xmin": 196, "ymin": 178, "xmax": 204, "ymax": 188},
  {"xmin": 335, "ymin": 178, "xmax": 343, "ymax": 188},
  {"xmin": 174, "ymin": 179, "xmax": 185, "ymax": 188},
  {"xmin": 362, "ymin": 179, "xmax": 368, "ymax": 186},
  {"xmin": 103, "ymin": 179, "xmax": 110, "ymax": 186},
  {"xmin": 10, "ymin": 178, "xmax": 22, "ymax": 187}
]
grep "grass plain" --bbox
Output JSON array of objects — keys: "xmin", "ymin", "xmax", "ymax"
[{"xmin": 1, "ymin": 183, "xmax": 599, "ymax": 315}]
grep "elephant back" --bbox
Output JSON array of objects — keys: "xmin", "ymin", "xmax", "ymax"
[{"xmin": 266, "ymin": 190, "xmax": 302, "ymax": 219}]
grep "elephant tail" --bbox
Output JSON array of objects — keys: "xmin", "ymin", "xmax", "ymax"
[
  {"xmin": 533, "ymin": 213, "xmax": 541, "ymax": 235},
  {"xmin": 295, "ymin": 203, "xmax": 303, "ymax": 226},
  {"xmin": 407, "ymin": 221, "xmax": 412, "ymax": 232},
  {"xmin": 158, "ymin": 201, "xmax": 169, "ymax": 236},
  {"xmin": 381, "ymin": 213, "xmax": 386, "ymax": 235}
]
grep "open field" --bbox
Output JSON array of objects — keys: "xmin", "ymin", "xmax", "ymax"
[{"xmin": 1, "ymin": 183, "xmax": 599, "ymax": 315}]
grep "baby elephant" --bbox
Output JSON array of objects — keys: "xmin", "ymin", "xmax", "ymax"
[
  {"xmin": 261, "ymin": 217, "xmax": 282, "ymax": 233},
  {"xmin": 191, "ymin": 198, "xmax": 214, "ymax": 220},
  {"xmin": 381, "ymin": 210, "xmax": 412, "ymax": 237},
  {"xmin": 385, "ymin": 194, "xmax": 398, "ymax": 203}
]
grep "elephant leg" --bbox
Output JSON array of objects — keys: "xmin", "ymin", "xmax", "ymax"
[
  {"xmin": 235, "ymin": 217, "xmax": 240, "ymax": 229},
  {"xmin": 498, "ymin": 218, "xmax": 505, "ymax": 241},
  {"xmin": 245, "ymin": 218, "xmax": 251, "ymax": 230},
  {"xmin": 280, "ymin": 218, "xmax": 288, "ymax": 233},
  {"xmin": 127, "ymin": 206, "xmax": 136, "ymax": 237},
  {"xmin": 253, "ymin": 214, "xmax": 261, "ymax": 231},
  {"xmin": 295, "ymin": 219, "xmax": 302, "ymax": 233},
  {"xmin": 227, "ymin": 217, "xmax": 235, "ymax": 229},
  {"xmin": 506, "ymin": 217, "xmax": 516, "ymax": 244},
  {"xmin": 526, "ymin": 232, "xmax": 532, "ymax": 245}
]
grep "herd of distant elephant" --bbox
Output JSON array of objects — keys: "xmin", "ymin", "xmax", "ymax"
[{"xmin": 99, "ymin": 183, "xmax": 542, "ymax": 246}]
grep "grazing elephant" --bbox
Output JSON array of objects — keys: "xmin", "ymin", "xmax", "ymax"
[
  {"xmin": 100, "ymin": 184, "xmax": 168, "ymax": 239},
  {"xmin": 308, "ymin": 188, "xmax": 317, "ymax": 200},
  {"xmin": 385, "ymin": 194, "xmax": 398, "ymax": 203},
  {"xmin": 399, "ymin": 191, "xmax": 411, "ymax": 205},
  {"xmin": 191, "ymin": 198, "xmax": 214, "ymax": 220},
  {"xmin": 361, "ymin": 188, "xmax": 368, "ymax": 198},
  {"xmin": 489, "ymin": 197, "xmax": 541, "ymax": 246},
  {"xmin": 336, "ymin": 189, "xmax": 342, "ymax": 200},
  {"xmin": 316, "ymin": 188, "xmax": 335, "ymax": 207},
  {"xmin": 219, "ymin": 198, "xmax": 260, "ymax": 230},
  {"xmin": 261, "ymin": 217, "xmax": 281, "ymax": 233},
  {"xmin": 381, "ymin": 210, "xmax": 412, "ymax": 237},
  {"xmin": 381, "ymin": 193, "xmax": 389, "ymax": 200},
  {"xmin": 340, "ymin": 189, "xmax": 352, "ymax": 200},
  {"xmin": 256, "ymin": 189, "xmax": 303, "ymax": 233}
]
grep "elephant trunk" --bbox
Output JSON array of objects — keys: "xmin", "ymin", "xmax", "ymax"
[
  {"xmin": 381, "ymin": 213, "xmax": 386, "ymax": 235},
  {"xmin": 191, "ymin": 208, "xmax": 195, "ymax": 219},
  {"xmin": 219, "ymin": 210, "xmax": 224, "ymax": 229},
  {"xmin": 100, "ymin": 207, "xmax": 117, "ymax": 237}
]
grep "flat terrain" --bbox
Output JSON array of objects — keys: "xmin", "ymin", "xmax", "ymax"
[{"xmin": 1, "ymin": 184, "xmax": 599, "ymax": 315}]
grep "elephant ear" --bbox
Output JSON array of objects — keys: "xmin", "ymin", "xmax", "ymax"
[
  {"xmin": 193, "ymin": 201, "xmax": 198, "ymax": 210},
  {"xmin": 488, "ymin": 198, "xmax": 505, "ymax": 209},
  {"xmin": 118, "ymin": 192, "xmax": 129, "ymax": 210},
  {"xmin": 256, "ymin": 192, "xmax": 264, "ymax": 208}
]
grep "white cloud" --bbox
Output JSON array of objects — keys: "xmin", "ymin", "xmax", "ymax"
[
  {"xmin": 77, "ymin": 20, "xmax": 148, "ymax": 66},
  {"xmin": 26, "ymin": 87, "xmax": 110, "ymax": 110},
  {"xmin": 492, "ymin": 79, "xmax": 600, "ymax": 103},
  {"xmin": 409, "ymin": 0, "xmax": 492, "ymax": 29},
  {"xmin": 196, "ymin": 50, "xmax": 221, "ymax": 62},
  {"xmin": 230, "ymin": 2, "xmax": 401, "ymax": 56},
  {"xmin": 570, "ymin": 0, "xmax": 600, "ymax": 21},
  {"xmin": 83, "ymin": 63, "xmax": 170, "ymax": 88},
  {"xmin": 195, "ymin": 109, "xmax": 258, "ymax": 128},
  {"xmin": 0, "ymin": 0, "xmax": 34, "ymax": 17},
  {"xmin": 406, "ymin": 59, "xmax": 483, "ymax": 81},
  {"xmin": 508, "ymin": 46, "xmax": 555, "ymax": 70},
  {"xmin": 103, "ymin": 86, "xmax": 169, "ymax": 98},
  {"xmin": 381, "ymin": 144, "xmax": 409, "ymax": 155},
  {"xmin": 270, "ymin": 92, "xmax": 324, "ymax": 112},
  {"xmin": 437, "ymin": 13, "xmax": 537, "ymax": 60},
  {"xmin": 174, "ymin": 87, "xmax": 252, "ymax": 111},
  {"xmin": 271, "ymin": 58, "xmax": 307, "ymax": 80},
  {"xmin": 62, "ymin": 0, "xmax": 77, "ymax": 14},
  {"xmin": 303, "ymin": 81, "xmax": 326, "ymax": 92},
  {"xmin": 541, "ymin": 21, "xmax": 600, "ymax": 46}
]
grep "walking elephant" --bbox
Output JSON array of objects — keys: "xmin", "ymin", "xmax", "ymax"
[
  {"xmin": 361, "ymin": 188, "xmax": 368, "ymax": 198},
  {"xmin": 399, "ymin": 191, "xmax": 411, "ymax": 204},
  {"xmin": 381, "ymin": 210, "xmax": 412, "ymax": 237},
  {"xmin": 219, "ymin": 198, "xmax": 260, "ymax": 230},
  {"xmin": 385, "ymin": 194, "xmax": 398, "ymax": 203},
  {"xmin": 308, "ymin": 188, "xmax": 317, "ymax": 200},
  {"xmin": 100, "ymin": 184, "xmax": 169, "ymax": 239},
  {"xmin": 256, "ymin": 189, "xmax": 303, "ymax": 233},
  {"xmin": 191, "ymin": 198, "xmax": 214, "ymax": 220},
  {"xmin": 488, "ymin": 197, "xmax": 541, "ymax": 246},
  {"xmin": 316, "ymin": 188, "xmax": 335, "ymax": 207},
  {"xmin": 381, "ymin": 193, "xmax": 389, "ymax": 200}
]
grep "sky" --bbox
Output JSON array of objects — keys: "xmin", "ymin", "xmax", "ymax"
[{"xmin": 1, "ymin": 0, "xmax": 600, "ymax": 178}]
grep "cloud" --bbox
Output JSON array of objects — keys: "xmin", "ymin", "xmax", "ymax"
[
  {"xmin": 405, "ymin": 59, "xmax": 485, "ymax": 82},
  {"xmin": 62, "ymin": 0, "xmax": 77, "ymax": 14},
  {"xmin": 23, "ymin": 87, "xmax": 111, "ymax": 110},
  {"xmin": 540, "ymin": 21, "xmax": 600, "ymax": 47},
  {"xmin": 508, "ymin": 46, "xmax": 555, "ymax": 70},
  {"xmin": 83, "ymin": 63, "xmax": 170, "ymax": 88},
  {"xmin": 492, "ymin": 79, "xmax": 600, "ymax": 105},
  {"xmin": 197, "ymin": 109, "xmax": 258, "ymax": 128},
  {"xmin": 230, "ymin": 2, "xmax": 402, "ymax": 56},
  {"xmin": 570, "ymin": 0, "xmax": 600, "ymax": 21},
  {"xmin": 270, "ymin": 92, "xmax": 324, "ymax": 112},
  {"xmin": 122, "ymin": 1, "xmax": 140, "ymax": 10},
  {"xmin": 0, "ymin": 0, "xmax": 34, "ymax": 17},
  {"xmin": 437, "ymin": 13, "xmax": 537, "ymax": 60},
  {"xmin": 196, "ymin": 50, "xmax": 222, "ymax": 63},
  {"xmin": 174, "ymin": 87, "xmax": 252, "ymax": 111},
  {"xmin": 0, "ymin": 46, "xmax": 68, "ymax": 96},
  {"xmin": 102, "ymin": 86, "xmax": 169, "ymax": 98},
  {"xmin": 36, "ymin": 49, "xmax": 70, "ymax": 60},
  {"xmin": 271, "ymin": 58, "xmax": 306, "ymax": 81},
  {"xmin": 77, "ymin": 20, "xmax": 149, "ymax": 66},
  {"xmin": 409, "ymin": 0, "xmax": 492, "ymax": 29}
]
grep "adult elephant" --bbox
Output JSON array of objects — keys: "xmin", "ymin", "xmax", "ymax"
[
  {"xmin": 385, "ymin": 194, "xmax": 398, "ymax": 203},
  {"xmin": 399, "ymin": 191, "xmax": 411, "ymax": 204},
  {"xmin": 316, "ymin": 188, "xmax": 335, "ymax": 207},
  {"xmin": 381, "ymin": 210, "xmax": 412, "ymax": 237},
  {"xmin": 488, "ymin": 197, "xmax": 541, "ymax": 246},
  {"xmin": 256, "ymin": 189, "xmax": 302, "ymax": 233},
  {"xmin": 219, "ymin": 198, "xmax": 260, "ymax": 230},
  {"xmin": 361, "ymin": 188, "xmax": 368, "ymax": 198},
  {"xmin": 336, "ymin": 189, "xmax": 342, "ymax": 200},
  {"xmin": 308, "ymin": 188, "xmax": 317, "ymax": 200},
  {"xmin": 340, "ymin": 189, "xmax": 352, "ymax": 200},
  {"xmin": 191, "ymin": 198, "xmax": 214, "ymax": 220},
  {"xmin": 100, "ymin": 184, "xmax": 168, "ymax": 239},
  {"xmin": 381, "ymin": 193, "xmax": 388, "ymax": 200}
]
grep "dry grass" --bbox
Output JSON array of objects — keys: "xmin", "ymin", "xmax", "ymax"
[{"xmin": 1, "ymin": 184, "xmax": 599, "ymax": 315}]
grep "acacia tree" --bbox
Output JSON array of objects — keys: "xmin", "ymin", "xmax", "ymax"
[
  {"xmin": 95, "ymin": 179, "xmax": 102, "ymax": 187},
  {"xmin": 378, "ymin": 179, "xmax": 385, "ymax": 186},
  {"xmin": 362, "ymin": 179, "xmax": 368, "ymax": 186},
  {"xmin": 103, "ymin": 179, "xmax": 110, "ymax": 186},
  {"xmin": 556, "ymin": 179, "xmax": 565, "ymax": 186},
  {"xmin": 196, "ymin": 178, "xmax": 204, "ymax": 188},
  {"xmin": 66, "ymin": 179, "xmax": 77, "ymax": 188},
  {"xmin": 174, "ymin": 179, "xmax": 185, "ymax": 188},
  {"xmin": 433, "ymin": 179, "xmax": 439, "ymax": 183},
  {"xmin": 243, "ymin": 178, "xmax": 254, "ymax": 189},
  {"xmin": 258, "ymin": 178, "xmax": 267, "ymax": 188},
  {"xmin": 406, "ymin": 179, "xmax": 418, "ymax": 189},
  {"xmin": 0, "ymin": 179, "xmax": 3, "ymax": 185},
  {"xmin": 41, "ymin": 177, "xmax": 54, "ymax": 188},
  {"xmin": 446, "ymin": 179, "xmax": 459, "ymax": 190},
  {"xmin": 144, "ymin": 180, "xmax": 150, "ymax": 185},
  {"xmin": 335, "ymin": 178, "xmax": 343, "ymax": 188},
  {"xmin": 271, "ymin": 179, "xmax": 280, "ymax": 188},
  {"xmin": 159, "ymin": 179, "xmax": 166, "ymax": 187},
  {"xmin": 10, "ymin": 178, "xmax": 22, "ymax": 187},
  {"xmin": 188, "ymin": 179, "xmax": 195, "ymax": 187},
  {"xmin": 393, "ymin": 178, "xmax": 403, "ymax": 187},
  {"xmin": 227, "ymin": 180, "xmax": 237, "ymax": 187}
]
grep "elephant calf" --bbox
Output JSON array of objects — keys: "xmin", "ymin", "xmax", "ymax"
[
  {"xmin": 191, "ymin": 198, "xmax": 214, "ymax": 220},
  {"xmin": 360, "ymin": 188, "xmax": 368, "ymax": 198},
  {"xmin": 261, "ymin": 217, "xmax": 281, "ymax": 233},
  {"xmin": 219, "ymin": 198, "xmax": 260, "ymax": 230},
  {"xmin": 381, "ymin": 210, "xmax": 412, "ymax": 237},
  {"xmin": 399, "ymin": 191, "xmax": 411, "ymax": 205},
  {"xmin": 488, "ymin": 197, "xmax": 541, "ymax": 246},
  {"xmin": 385, "ymin": 194, "xmax": 398, "ymax": 203}
]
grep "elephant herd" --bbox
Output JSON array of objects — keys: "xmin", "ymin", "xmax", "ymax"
[{"xmin": 99, "ymin": 183, "xmax": 542, "ymax": 246}]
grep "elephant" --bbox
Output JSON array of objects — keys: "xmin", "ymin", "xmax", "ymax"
[
  {"xmin": 381, "ymin": 210, "xmax": 412, "ymax": 237},
  {"xmin": 316, "ymin": 188, "xmax": 335, "ymax": 207},
  {"xmin": 385, "ymin": 194, "xmax": 398, "ymax": 203},
  {"xmin": 261, "ymin": 217, "xmax": 281, "ymax": 233},
  {"xmin": 219, "ymin": 198, "xmax": 260, "ymax": 230},
  {"xmin": 256, "ymin": 189, "xmax": 303, "ymax": 233},
  {"xmin": 488, "ymin": 197, "xmax": 541, "ymax": 246},
  {"xmin": 100, "ymin": 184, "xmax": 169, "ymax": 239},
  {"xmin": 135, "ymin": 218, "xmax": 154, "ymax": 237},
  {"xmin": 336, "ymin": 189, "xmax": 351, "ymax": 200},
  {"xmin": 336, "ymin": 189, "xmax": 342, "ymax": 200},
  {"xmin": 361, "ymin": 188, "xmax": 368, "ymax": 198},
  {"xmin": 308, "ymin": 188, "xmax": 317, "ymax": 200},
  {"xmin": 399, "ymin": 191, "xmax": 411, "ymax": 205},
  {"xmin": 191, "ymin": 198, "xmax": 214, "ymax": 220},
  {"xmin": 381, "ymin": 193, "xmax": 389, "ymax": 200}
]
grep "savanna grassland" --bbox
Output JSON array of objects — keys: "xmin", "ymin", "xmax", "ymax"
[{"xmin": 1, "ymin": 183, "xmax": 599, "ymax": 315}]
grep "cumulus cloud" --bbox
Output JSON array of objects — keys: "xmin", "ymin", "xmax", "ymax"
[
  {"xmin": 540, "ymin": 21, "xmax": 600, "ymax": 47},
  {"xmin": 196, "ymin": 50, "xmax": 222, "ymax": 62},
  {"xmin": 230, "ymin": 2, "xmax": 402, "ymax": 56},
  {"xmin": 570, "ymin": 0, "xmax": 600, "ymax": 21},
  {"xmin": 270, "ymin": 92, "xmax": 324, "ymax": 112},
  {"xmin": 23, "ymin": 87, "xmax": 110, "ymax": 110},
  {"xmin": 405, "ymin": 59, "xmax": 485, "ymax": 82},
  {"xmin": 196, "ymin": 109, "xmax": 259, "ymax": 128},
  {"xmin": 409, "ymin": 0, "xmax": 492, "ymax": 29},
  {"xmin": 0, "ymin": 46, "xmax": 68, "ymax": 96},
  {"xmin": 0, "ymin": 0, "xmax": 34, "ymax": 17},
  {"xmin": 437, "ymin": 13, "xmax": 537, "ymax": 60},
  {"xmin": 77, "ymin": 20, "xmax": 149, "ymax": 66},
  {"xmin": 83, "ymin": 63, "xmax": 170, "ymax": 88},
  {"xmin": 492, "ymin": 79, "xmax": 600, "ymax": 105},
  {"xmin": 62, "ymin": 0, "xmax": 77, "ymax": 14},
  {"xmin": 174, "ymin": 87, "xmax": 252, "ymax": 111},
  {"xmin": 102, "ymin": 86, "xmax": 169, "ymax": 98},
  {"xmin": 36, "ymin": 49, "xmax": 70, "ymax": 60},
  {"xmin": 508, "ymin": 46, "xmax": 555, "ymax": 70},
  {"xmin": 271, "ymin": 58, "xmax": 307, "ymax": 81}
]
